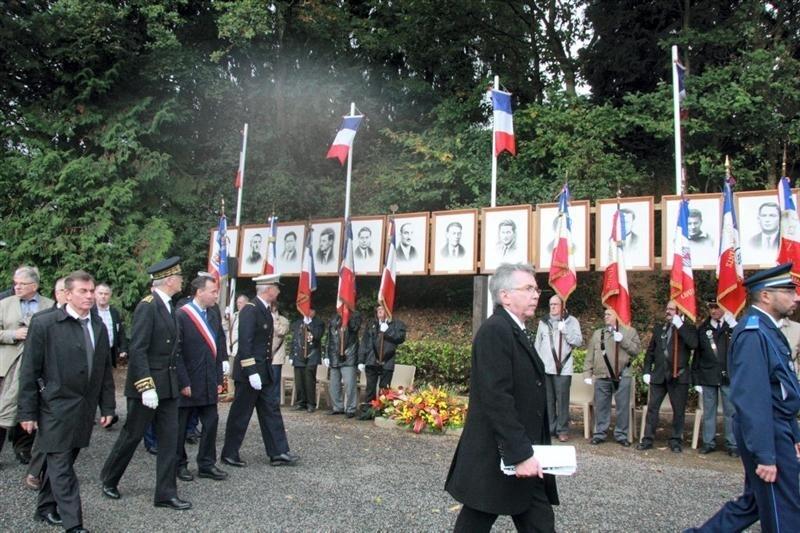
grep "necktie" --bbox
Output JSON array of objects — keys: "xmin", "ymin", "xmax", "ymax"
[{"xmin": 80, "ymin": 318, "xmax": 94, "ymax": 375}]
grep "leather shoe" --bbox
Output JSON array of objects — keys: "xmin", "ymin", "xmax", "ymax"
[
  {"xmin": 635, "ymin": 442, "xmax": 653, "ymax": 451},
  {"xmin": 699, "ymin": 445, "xmax": 716, "ymax": 455},
  {"xmin": 66, "ymin": 528, "xmax": 89, "ymax": 533},
  {"xmin": 346, "ymin": 412, "xmax": 355, "ymax": 418},
  {"xmin": 221, "ymin": 456, "xmax": 246, "ymax": 467},
  {"xmin": 590, "ymin": 437, "xmax": 604, "ymax": 445},
  {"xmin": 154, "ymin": 497, "xmax": 192, "ymax": 511},
  {"xmin": 177, "ymin": 466, "xmax": 194, "ymax": 481},
  {"xmin": 728, "ymin": 448, "xmax": 740, "ymax": 458},
  {"xmin": 185, "ymin": 435, "xmax": 199, "ymax": 445},
  {"xmin": 270, "ymin": 452, "xmax": 298, "ymax": 466},
  {"xmin": 328, "ymin": 410, "xmax": 344, "ymax": 415},
  {"xmin": 557, "ymin": 434, "xmax": 569, "ymax": 442},
  {"xmin": 16, "ymin": 451, "xmax": 31, "ymax": 465},
  {"xmin": 35, "ymin": 511, "xmax": 62, "ymax": 526},
  {"xmin": 198, "ymin": 466, "xmax": 228, "ymax": 480},
  {"xmin": 292, "ymin": 404, "xmax": 306, "ymax": 411},
  {"xmin": 617, "ymin": 440, "xmax": 631, "ymax": 447},
  {"xmin": 102, "ymin": 485, "xmax": 121, "ymax": 500},
  {"xmin": 670, "ymin": 442, "xmax": 683, "ymax": 453},
  {"xmin": 24, "ymin": 473, "xmax": 41, "ymax": 490},
  {"xmin": 307, "ymin": 406, "xmax": 316, "ymax": 413}
]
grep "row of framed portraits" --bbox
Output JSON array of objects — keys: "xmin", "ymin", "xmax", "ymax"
[{"xmin": 210, "ymin": 189, "xmax": 798, "ymax": 277}]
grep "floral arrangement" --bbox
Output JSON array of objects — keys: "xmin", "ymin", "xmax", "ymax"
[{"xmin": 370, "ymin": 385, "xmax": 468, "ymax": 433}]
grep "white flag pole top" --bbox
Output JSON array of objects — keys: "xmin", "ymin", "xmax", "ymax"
[
  {"xmin": 672, "ymin": 46, "xmax": 683, "ymax": 196},
  {"xmin": 235, "ymin": 123, "xmax": 248, "ymax": 227},
  {"xmin": 491, "ymin": 74, "xmax": 499, "ymax": 208},
  {"xmin": 345, "ymin": 102, "xmax": 356, "ymax": 220}
]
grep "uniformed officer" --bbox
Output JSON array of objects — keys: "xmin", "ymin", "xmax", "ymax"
[
  {"xmin": 221, "ymin": 274, "xmax": 297, "ymax": 467},
  {"xmin": 100, "ymin": 257, "xmax": 192, "ymax": 510},
  {"xmin": 687, "ymin": 263, "xmax": 800, "ymax": 532},
  {"xmin": 289, "ymin": 309, "xmax": 324, "ymax": 412},
  {"xmin": 324, "ymin": 311, "xmax": 362, "ymax": 417}
]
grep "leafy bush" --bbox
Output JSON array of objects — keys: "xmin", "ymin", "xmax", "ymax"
[{"xmin": 396, "ymin": 340, "xmax": 471, "ymax": 392}]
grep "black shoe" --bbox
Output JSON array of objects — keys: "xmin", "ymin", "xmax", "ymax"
[
  {"xmin": 635, "ymin": 442, "xmax": 653, "ymax": 451},
  {"xmin": 177, "ymin": 466, "xmax": 194, "ymax": 481},
  {"xmin": 617, "ymin": 440, "xmax": 631, "ymax": 447},
  {"xmin": 345, "ymin": 412, "xmax": 355, "ymax": 418},
  {"xmin": 154, "ymin": 497, "xmax": 192, "ymax": 511},
  {"xmin": 727, "ymin": 448, "xmax": 740, "ymax": 458},
  {"xmin": 221, "ymin": 456, "xmax": 246, "ymax": 468},
  {"xmin": 102, "ymin": 485, "xmax": 121, "ymax": 500},
  {"xmin": 35, "ymin": 511, "xmax": 63, "ymax": 526},
  {"xmin": 292, "ymin": 404, "xmax": 306, "ymax": 411},
  {"xmin": 699, "ymin": 445, "xmax": 716, "ymax": 455},
  {"xmin": 185, "ymin": 435, "xmax": 199, "ymax": 445},
  {"xmin": 270, "ymin": 452, "xmax": 298, "ymax": 466},
  {"xmin": 590, "ymin": 437, "xmax": 604, "ymax": 445},
  {"xmin": 328, "ymin": 410, "xmax": 344, "ymax": 415},
  {"xmin": 66, "ymin": 527, "xmax": 89, "ymax": 533},
  {"xmin": 145, "ymin": 446, "xmax": 158, "ymax": 456},
  {"xmin": 198, "ymin": 466, "xmax": 228, "ymax": 480},
  {"xmin": 307, "ymin": 406, "xmax": 316, "ymax": 413},
  {"xmin": 670, "ymin": 442, "xmax": 683, "ymax": 453},
  {"xmin": 16, "ymin": 451, "xmax": 31, "ymax": 465}
]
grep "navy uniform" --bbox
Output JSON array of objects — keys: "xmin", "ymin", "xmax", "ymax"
[
  {"xmin": 289, "ymin": 313, "xmax": 324, "ymax": 412},
  {"xmin": 100, "ymin": 257, "xmax": 192, "ymax": 510},
  {"xmin": 689, "ymin": 263, "xmax": 800, "ymax": 532}
]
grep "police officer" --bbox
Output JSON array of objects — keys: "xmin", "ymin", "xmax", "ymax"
[
  {"xmin": 324, "ymin": 311, "xmax": 362, "ymax": 418},
  {"xmin": 289, "ymin": 309, "xmax": 324, "ymax": 412},
  {"xmin": 100, "ymin": 257, "xmax": 191, "ymax": 510},
  {"xmin": 688, "ymin": 263, "xmax": 800, "ymax": 532}
]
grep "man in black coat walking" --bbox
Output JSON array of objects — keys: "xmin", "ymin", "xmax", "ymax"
[{"xmin": 445, "ymin": 263, "xmax": 558, "ymax": 532}]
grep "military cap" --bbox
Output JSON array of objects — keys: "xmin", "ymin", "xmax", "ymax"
[
  {"xmin": 253, "ymin": 273, "xmax": 281, "ymax": 286},
  {"xmin": 147, "ymin": 256, "xmax": 182, "ymax": 280},
  {"xmin": 743, "ymin": 262, "xmax": 796, "ymax": 292}
]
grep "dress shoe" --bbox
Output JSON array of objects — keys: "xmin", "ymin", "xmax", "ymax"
[
  {"xmin": 221, "ymin": 456, "xmax": 246, "ymax": 467},
  {"xmin": 557, "ymin": 434, "xmax": 569, "ymax": 442},
  {"xmin": 699, "ymin": 444, "xmax": 716, "ymax": 455},
  {"xmin": 102, "ymin": 485, "xmax": 121, "ymax": 500},
  {"xmin": 35, "ymin": 511, "xmax": 63, "ymax": 526},
  {"xmin": 16, "ymin": 451, "xmax": 31, "ymax": 465},
  {"xmin": 617, "ymin": 440, "xmax": 631, "ymax": 448},
  {"xmin": 635, "ymin": 442, "xmax": 653, "ymax": 451},
  {"xmin": 307, "ymin": 406, "xmax": 316, "ymax": 413},
  {"xmin": 154, "ymin": 497, "xmax": 192, "ymax": 511},
  {"xmin": 292, "ymin": 404, "xmax": 306, "ymax": 411},
  {"xmin": 177, "ymin": 466, "xmax": 194, "ymax": 481},
  {"xmin": 589, "ymin": 437, "xmax": 603, "ymax": 445},
  {"xmin": 345, "ymin": 412, "xmax": 355, "ymax": 419},
  {"xmin": 145, "ymin": 446, "xmax": 158, "ymax": 456},
  {"xmin": 670, "ymin": 442, "xmax": 683, "ymax": 453},
  {"xmin": 185, "ymin": 435, "xmax": 199, "ymax": 445},
  {"xmin": 328, "ymin": 410, "xmax": 344, "ymax": 415},
  {"xmin": 24, "ymin": 473, "xmax": 41, "ymax": 490},
  {"xmin": 727, "ymin": 448, "xmax": 740, "ymax": 458},
  {"xmin": 270, "ymin": 452, "xmax": 298, "ymax": 466},
  {"xmin": 198, "ymin": 466, "xmax": 228, "ymax": 480},
  {"xmin": 66, "ymin": 528, "xmax": 89, "ymax": 533}
]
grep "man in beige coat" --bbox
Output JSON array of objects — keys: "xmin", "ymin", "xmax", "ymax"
[
  {"xmin": 0, "ymin": 266, "xmax": 54, "ymax": 464},
  {"xmin": 270, "ymin": 305, "xmax": 290, "ymax": 404}
]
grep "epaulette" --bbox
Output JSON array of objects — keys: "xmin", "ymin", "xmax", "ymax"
[
  {"xmin": 141, "ymin": 295, "xmax": 154, "ymax": 303},
  {"xmin": 745, "ymin": 315, "xmax": 760, "ymax": 330}
]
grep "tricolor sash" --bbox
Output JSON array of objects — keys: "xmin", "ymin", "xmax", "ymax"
[{"xmin": 180, "ymin": 303, "xmax": 217, "ymax": 359}]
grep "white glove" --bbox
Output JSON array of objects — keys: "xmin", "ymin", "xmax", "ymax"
[
  {"xmin": 323, "ymin": 358, "xmax": 330, "ymax": 368},
  {"xmin": 671, "ymin": 314, "xmax": 684, "ymax": 328},
  {"xmin": 584, "ymin": 378, "xmax": 593, "ymax": 385},
  {"xmin": 723, "ymin": 312, "xmax": 738, "ymax": 328},
  {"xmin": 694, "ymin": 385, "xmax": 703, "ymax": 393},
  {"xmin": 379, "ymin": 322, "xmax": 389, "ymax": 333},
  {"xmin": 358, "ymin": 364, "xmax": 366, "ymax": 372},
  {"xmin": 643, "ymin": 374, "xmax": 651, "ymax": 385},
  {"xmin": 141, "ymin": 389, "xmax": 159, "ymax": 410},
  {"xmin": 303, "ymin": 316, "xmax": 312, "ymax": 325},
  {"xmin": 613, "ymin": 331, "xmax": 623, "ymax": 342},
  {"xmin": 557, "ymin": 321, "xmax": 565, "ymax": 332},
  {"xmin": 222, "ymin": 360, "xmax": 230, "ymax": 375},
  {"xmin": 248, "ymin": 373, "xmax": 262, "ymax": 391}
]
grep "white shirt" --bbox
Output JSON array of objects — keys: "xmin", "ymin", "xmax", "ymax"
[
  {"xmin": 256, "ymin": 295, "xmax": 271, "ymax": 311},
  {"xmin": 153, "ymin": 288, "xmax": 173, "ymax": 313},
  {"xmin": 503, "ymin": 308, "xmax": 526, "ymax": 332},
  {"xmin": 65, "ymin": 304, "xmax": 95, "ymax": 347},
  {"xmin": 96, "ymin": 305, "xmax": 114, "ymax": 345}
]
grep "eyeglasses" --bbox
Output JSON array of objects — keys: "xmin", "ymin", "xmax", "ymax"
[
  {"xmin": 13, "ymin": 281, "xmax": 35, "ymax": 287},
  {"xmin": 510, "ymin": 285, "xmax": 541, "ymax": 295}
]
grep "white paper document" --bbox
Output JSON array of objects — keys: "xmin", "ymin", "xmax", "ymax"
[{"xmin": 500, "ymin": 445, "xmax": 577, "ymax": 476}]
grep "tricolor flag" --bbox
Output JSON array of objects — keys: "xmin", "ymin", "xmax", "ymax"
[
  {"xmin": 670, "ymin": 199, "xmax": 696, "ymax": 321},
  {"xmin": 491, "ymin": 89, "xmax": 516, "ymax": 156},
  {"xmin": 777, "ymin": 176, "xmax": 800, "ymax": 291},
  {"xmin": 548, "ymin": 184, "xmax": 577, "ymax": 301},
  {"xmin": 601, "ymin": 207, "xmax": 632, "ymax": 326},
  {"xmin": 326, "ymin": 115, "xmax": 363, "ymax": 166},
  {"xmin": 716, "ymin": 180, "xmax": 746, "ymax": 315},
  {"xmin": 296, "ymin": 229, "xmax": 317, "ymax": 318},
  {"xmin": 208, "ymin": 214, "xmax": 228, "ymax": 280},
  {"xmin": 336, "ymin": 220, "xmax": 357, "ymax": 327},
  {"xmin": 262, "ymin": 215, "xmax": 278, "ymax": 275},
  {"xmin": 378, "ymin": 219, "xmax": 397, "ymax": 319}
]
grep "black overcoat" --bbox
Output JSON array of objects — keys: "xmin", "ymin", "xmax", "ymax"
[
  {"xmin": 325, "ymin": 312, "xmax": 362, "ymax": 367},
  {"xmin": 643, "ymin": 320, "xmax": 698, "ymax": 385},
  {"xmin": 290, "ymin": 316, "xmax": 325, "ymax": 367},
  {"xmin": 232, "ymin": 298, "xmax": 273, "ymax": 385},
  {"xmin": 176, "ymin": 304, "xmax": 226, "ymax": 407},
  {"xmin": 692, "ymin": 317, "xmax": 733, "ymax": 386},
  {"xmin": 358, "ymin": 318, "xmax": 406, "ymax": 370}
]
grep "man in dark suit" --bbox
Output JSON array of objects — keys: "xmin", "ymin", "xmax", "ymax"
[
  {"xmin": 354, "ymin": 227, "xmax": 374, "ymax": 260},
  {"xmin": 175, "ymin": 275, "xmax": 227, "ymax": 482},
  {"xmin": 94, "ymin": 283, "xmax": 128, "ymax": 367},
  {"xmin": 445, "ymin": 263, "xmax": 558, "ymax": 531},
  {"xmin": 396, "ymin": 223, "xmax": 418, "ymax": 262},
  {"xmin": 440, "ymin": 221, "xmax": 466, "ymax": 258},
  {"xmin": 290, "ymin": 309, "xmax": 325, "ymax": 412},
  {"xmin": 315, "ymin": 227, "xmax": 335, "ymax": 265},
  {"xmin": 100, "ymin": 256, "xmax": 192, "ymax": 510},
  {"xmin": 357, "ymin": 304, "xmax": 406, "ymax": 410},
  {"xmin": 747, "ymin": 201, "xmax": 780, "ymax": 253},
  {"xmin": 18, "ymin": 270, "xmax": 116, "ymax": 532},
  {"xmin": 281, "ymin": 231, "xmax": 298, "ymax": 262},
  {"xmin": 221, "ymin": 274, "xmax": 297, "ymax": 467}
]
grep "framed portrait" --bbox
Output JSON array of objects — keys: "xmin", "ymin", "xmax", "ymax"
[
  {"xmin": 208, "ymin": 226, "xmax": 239, "ymax": 271},
  {"xmin": 431, "ymin": 209, "xmax": 478, "ymax": 275},
  {"xmin": 350, "ymin": 216, "xmax": 385, "ymax": 276},
  {"xmin": 237, "ymin": 225, "xmax": 270, "ymax": 277},
  {"xmin": 480, "ymin": 205, "xmax": 532, "ymax": 273},
  {"xmin": 736, "ymin": 189, "xmax": 800, "ymax": 268},
  {"xmin": 275, "ymin": 222, "xmax": 306, "ymax": 276},
  {"xmin": 311, "ymin": 219, "xmax": 343, "ymax": 276},
  {"xmin": 392, "ymin": 212, "xmax": 429, "ymax": 275},
  {"xmin": 535, "ymin": 200, "xmax": 590, "ymax": 272},
  {"xmin": 661, "ymin": 193, "xmax": 722, "ymax": 271},
  {"xmin": 595, "ymin": 197, "xmax": 655, "ymax": 271}
]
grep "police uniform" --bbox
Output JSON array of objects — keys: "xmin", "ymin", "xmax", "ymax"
[{"xmin": 689, "ymin": 263, "xmax": 800, "ymax": 532}]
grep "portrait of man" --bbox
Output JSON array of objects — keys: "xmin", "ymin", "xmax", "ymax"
[
  {"xmin": 619, "ymin": 208, "xmax": 640, "ymax": 255},
  {"xmin": 496, "ymin": 219, "xmax": 517, "ymax": 256},
  {"xmin": 245, "ymin": 233, "xmax": 263, "ymax": 266},
  {"xmin": 281, "ymin": 232, "xmax": 298, "ymax": 262},
  {"xmin": 596, "ymin": 198, "xmax": 653, "ymax": 270},
  {"xmin": 275, "ymin": 224, "xmax": 304, "ymax": 275},
  {"xmin": 351, "ymin": 218, "xmax": 384, "ymax": 275},
  {"xmin": 396, "ymin": 223, "xmax": 418, "ymax": 262},
  {"xmin": 432, "ymin": 210, "xmax": 477, "ymax": 274},
  {"xmin": 355, "ymin": 227, "xmax": 374, "ymax": 260},
  {"xmin": 661, "ymin": 196, "xmax": 722, "ymax": 271},
  {"xmin": 440, "ymin": 222, "xmax": 466, "ymax": 258},
  {"xmin": 393, "ymin": 213, "xmax": 428, "ymax": 275},
  {"xmin": 316, "ymin": 227, "xmax": 335, "ymax": 265},
  {"xmin": 748, "ymin": 201, "xmax": 780, "ymax": 252},
  {"xmin": 482, "ymin": 206, "xmax": 531, "ymax": 273}
]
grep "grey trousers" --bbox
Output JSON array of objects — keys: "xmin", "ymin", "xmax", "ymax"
[
  {"xmin": 545, "ymin": 374, "xmax": 572, "ymax": 436},
  {"xmin": 329, "ymin": 366, "xmax": 358, "ymax": 414},
  {"xmin": 701, "ymin": 385, "xmax": 737, "ymax": 449},
  {"xmin": 593, "ymin": 371, "xmax": 632, "ymax": 442}
]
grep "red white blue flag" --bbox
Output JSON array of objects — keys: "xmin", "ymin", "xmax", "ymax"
[
  {"xmin": 670, "ymin": 199, "xmax": 696, "ymax": 321},
  {"xmin": 491, "ymin": 89, "xmax": 516, "ymax": 156},
  {"xmin": 262, "ymin": 215, "xmax": 278, "ymax": 275},
  {"xmin": 777, "ymin": 176, "xmax": 800, "ymax": 291},
  {"xmin": 208, "ymin": 214, "xmax": 228, "ymax": 280},
  {"xmin": 337, "ymin": 220, "xmax": 357, "ymax": 327},
  {"xmin": 326, "ymin": 115, "xmax": 363, "ymax": 165},
  {"xmin": 716, "ymin": 180, "xmax": 746, "ymax": 315},
  {"xmin": 601, "ymin": 207, "xmax": 632, "ymax": 326},
  {"xmin": 296, "ymin": 229, "xmax": 317, "ymax": 318},
  {"xmin": 378, "ymin": 219, "xmax": 397, "ymax": 319},
  {"xmin": 548, "ymin": 184, "xmax": 577, "ymax": 301}
]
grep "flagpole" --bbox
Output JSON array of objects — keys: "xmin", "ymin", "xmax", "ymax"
[
  {"xmin": 672, "ymin": 46, "xmax": 683, "ymax": 196},
  {"xmin": 230, "ymin": 123, "xmax": 248, "ymax": 314},
  {"xmin": 491, "ymin": 75, "xmax": 499, "ymax": 208},
  {"xmin": 344, "ymin": 103, "xmax": 355, "ymax": 220}
]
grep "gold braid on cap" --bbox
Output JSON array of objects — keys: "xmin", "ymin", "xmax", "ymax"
[{"xmin": 151, "ymin": 264, "xmax": 182, "ymax": 280}]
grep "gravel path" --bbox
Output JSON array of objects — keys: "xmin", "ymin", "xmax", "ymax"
[{"xmin": 0, "ymin": 375, "xmax": 756, "ymax": 532}]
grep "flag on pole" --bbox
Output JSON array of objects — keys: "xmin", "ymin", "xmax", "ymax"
[
  {"xmin": 326, "ymin": 115, "xmax": 364, "ymax": 165},
  {"xmin": 296, "ymin": 229, "xmax": 317, "ymax": 318},
  {"xmin": 548, "ymin": 184, "xmax": 577, "ymax": 301},
  {"xmin": 491, "ymin": 89, "xmax": 516, "ymax": 156},
  {"xmin": 262, "ymin": 215, "xmax": 278, "ymax": 275},
  {"xmin": 716, "ymin": 180, "xmax": 746, "ymax": 315},
  {"xmin": 208, "ymin": 214, "xmax": 228, "ymax": 281},
  {"xmin": 601, "ymin": 207, "xmax": 632, "ymax": 327},
  {"xmin": 777, "ymin": 176, "xmax": 800, "ymax": 291},
  {"xmin": 670, "ymin": 199, "xmax": 696, "ymax": 321},
  {"xmin": 378, "ymin": 219, "xmax": 398, "ymax": 319},
  {"xmin": 337, "ymin": 221, "xmax": 357, "ymax": 327}
]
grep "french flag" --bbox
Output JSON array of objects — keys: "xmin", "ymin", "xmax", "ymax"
[
  {"xmin": 296, "ymin": 229, "xmax": 317, "ymax": 318},
  {"xmin": 548, "ymin": 184, "xmax": 577, "ymax": 301},
  {"xmin": 378, "ymin": 219, "xmax": 397, "ymax": 319},
  {"xmin": 601, "ymin": 207, "xmax": 632, "ymax": 326},
  {"xmin": 491, "ymin": 89, "xmax": 516, "ymax": 156},
  {"xmin": 337, "ymin": 221, "xmax": 357, "ymax": 327},
  {"xmin": 326, "ymin": 115, "xmax": 363, "ymax": 166},
  {"xmin": 208, "ymin": 214, "xmax": 228, "ymax": 281},
  {"xmin": 670, "ymin": 199, "xmax": 696, "ymax": 321},
  {"xmin": 777, "ymin": 176, "xmax": 800, "ymax": 291},
  {"xmin": 716, "ymin": 180, "xmax": 746, "ymax": 315},
  {"xmin": 262, "ymin": 215, "xmax": 278, "ymax": 275}
]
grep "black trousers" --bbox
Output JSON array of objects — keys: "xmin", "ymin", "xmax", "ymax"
[
  {"xmin": 222, "ymin": 380, "xmax": 289, "ymax": 460},
  {"xmin": 293, "ymin": 365, "xmax": 317, "ymax": 408},
  {"xmin": 178, "ymin": 404, "xmax": 218, "ymax": 470},
  {"xmin": 100, "ymin": 396, "xmax": 179, "ymax": 502},
  {"xmin": 38, "ymin": 448, "xmax": 82, "ymax": 530},
  {"xmin": 453, "ymin": 498, "xmax": 555, "ymax": 533},
  {"xmin": 642, "ymin": 380, "xmax": 689, "ymax": 444},
  {"xmin": 27, "ymin": 433, "xmax": 46, "ymax": 479},
  {"xmin": 0, "ymin": 424, "xmax": 36, "ymax": 457},
  {"xmin": 364, "ymin": 365, "xmax": 393, "ymax": 403}
]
